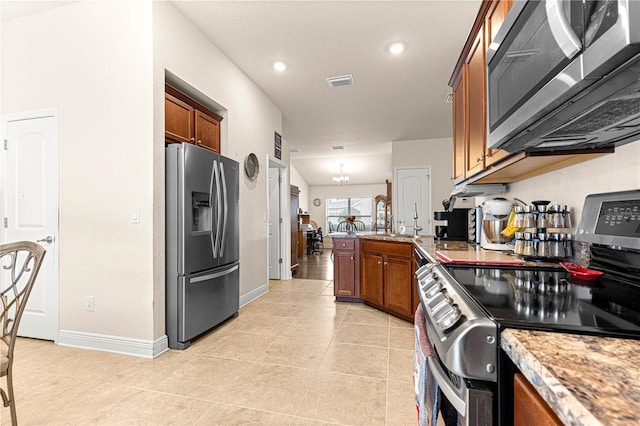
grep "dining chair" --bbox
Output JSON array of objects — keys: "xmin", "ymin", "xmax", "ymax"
[
  {"xmin": 335, "ymin": 221, "xmax": 350, "ymax": 232},
  {"xmin": 353, "ymin": 220, "xmax": 367, "ymax": 231},
  {"xmin": 1, "ymin": 241, "xmax": 46, "ymax": 426}
]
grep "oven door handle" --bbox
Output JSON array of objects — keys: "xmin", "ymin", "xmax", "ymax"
[{"xmin": 427, "ymin": 356, "xmax": 466, "ymax": 416}]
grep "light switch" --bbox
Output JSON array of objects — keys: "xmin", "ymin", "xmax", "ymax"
[{"xmin": 132, "ymin": 207, "xmax": 140, "ymax": 224}]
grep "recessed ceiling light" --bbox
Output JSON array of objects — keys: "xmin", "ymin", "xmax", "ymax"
[
  {"xmin": 273, "ymin": 61, "xmax": 287, "ymax": 72},
  {"xmin": 389, "ymin": 42, "xmax": 406, "ymax": 55}
]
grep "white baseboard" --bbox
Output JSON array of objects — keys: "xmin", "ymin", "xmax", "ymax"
[
  {"xmin": 240, "ymin": 282, "xmax": 269, "ymax": 308},
  {"xmin": 57, "ymin": 330, "xmax": 168, "ymax": 359}
]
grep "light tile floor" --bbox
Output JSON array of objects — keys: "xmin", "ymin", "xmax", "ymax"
[{"xmin": 1, "ymin": 278, "xmax": 417, "ymax": 425}]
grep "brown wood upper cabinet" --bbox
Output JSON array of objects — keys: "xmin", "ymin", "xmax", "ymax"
[
  {"xmin": 165, "ymin": 84, "xmax": 222, "ymax": 153},
  {"xmin": 449, "ymin": 0, "xmax": 610, "ymax": 185},
  {"xmin": 451, "ymin": 0, "xmax": 511, "ymax": 184}
]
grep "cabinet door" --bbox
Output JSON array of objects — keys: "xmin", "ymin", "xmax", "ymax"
[
  {"xmin": 465, "ymin": 29, "xmax": 486, "ymax": 178},
  {"xmin": 483, "ymin": 0, "xmax": 511, "ymax": 168},
  {"xmin": 334, "ymin": 251, "xmax": 356, "ymax": 297},
  {"xmin": 514, "ymin": 373, "xmax": 562, "ymax": 426},
  {"xmin": 195, "ymin": 110, "xmax": 221, "ymax": 153},
  {"xmin": 165, "ymin": 93, "xmax": 194, "ymax": 144},
  {"xmin": 361, "ymin": 253, "xmax": 383, "ymax": 305},
  {"xmin": 383, "ymin": 257, "xmax": 413, "ymax": 317},
  {"xmin": 452, "ymin": 73, "xmax": 467, "ymax": 183}
]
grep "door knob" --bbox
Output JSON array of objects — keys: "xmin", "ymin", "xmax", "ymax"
[{"xmin": 37, "ymin": 236, "xmax": 54, "ymax": 244}]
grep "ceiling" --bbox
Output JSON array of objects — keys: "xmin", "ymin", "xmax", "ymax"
[{"xmin": 2, "ymin": 1, "xmax": 482, "ymax": 186}]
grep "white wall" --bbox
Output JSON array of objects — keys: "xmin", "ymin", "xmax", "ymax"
[
  {"xmin": 392, "ymin": 137, "xmax": 474, "ymax": 234},
  {"xmin": 153, "ymin": 2, "xmax": 284, "ymax": 332},
  {"xmin": 2, "ymin": 1, "xmax": 285, "ymax": 353},
  {"xmin": 2, "ymin": 2, "xmax": 155, "ymax": 340},
  {"xmin": 503, "ymin": 142, "xmax": 640, "ymax": 228},
  {"xmin": 290, "ymin": 165, "xmax": 309, "ymax": 212}
]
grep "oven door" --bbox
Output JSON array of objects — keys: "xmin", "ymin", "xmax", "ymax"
[
  {"xmin": 427, "ymin": 355, "xmax": 494, "ymax": 426},
  {"xmin": 415, "ymin": 306, "xmax": 495, "ymax": 426},
  {"xmin": 487, "ymin": 0, "xmax": 586, "ymax": 150}
]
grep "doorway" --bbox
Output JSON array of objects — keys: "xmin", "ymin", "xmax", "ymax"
[
  {"xmin": 394, "ymin": 166, "xmax": 432, "ymax": 235},
  {"xmin": 268, "ymin": 156, "xmax": 289, "ymax": 280},
  {"xmin": 1, "ymin": 110, "xmax": 59, "ymax": 341}
]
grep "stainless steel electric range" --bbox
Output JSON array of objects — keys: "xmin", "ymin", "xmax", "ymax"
[{"xmin": 415, "ymin": 190, "xmax": 640, "ymax": 426}]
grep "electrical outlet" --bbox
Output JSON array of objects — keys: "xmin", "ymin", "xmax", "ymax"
[{"xmin": 85, "ymin": 296, "xmax": 94, "ymax": 311}]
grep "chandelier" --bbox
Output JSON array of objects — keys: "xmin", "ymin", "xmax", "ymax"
[{"xmin": 332, "ymin": 164, "xmax": 350, "ymax": 185}]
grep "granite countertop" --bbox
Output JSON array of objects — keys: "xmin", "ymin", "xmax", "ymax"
[
  {"xmin": 501, "ymin": 329, "xmax": 640, "ymax": 425},
  {"xmin": 328, "ymin": 232, "xmax": 559, "ymax": 267}
]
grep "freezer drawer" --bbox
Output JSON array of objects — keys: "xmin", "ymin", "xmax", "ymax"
[{"xmin": 177, "ymin": 263, "xmax": 239, "ymax": 345}]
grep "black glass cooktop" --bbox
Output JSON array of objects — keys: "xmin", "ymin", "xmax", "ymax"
[{"xmin": 444, "ymin": 265, "xmax": 640, "ymax": 339}]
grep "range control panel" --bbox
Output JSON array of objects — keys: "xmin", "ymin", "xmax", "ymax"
[
  {"xmin": 595, "ymin": 200, "xmax": 640, "ymax": 236},
  {"xmin": 577, "ymin": 190, "xmax": 640, "ymax": 250}
]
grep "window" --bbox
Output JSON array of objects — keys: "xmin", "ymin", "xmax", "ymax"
[{"xmin": 326, "ymin": 197, "xmax": 373, "ymax": 231}]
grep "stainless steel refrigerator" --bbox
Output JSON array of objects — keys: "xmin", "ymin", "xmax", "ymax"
[{"xmin": 166, "ymin": 143, "xmax": 239, "ymax": 349}]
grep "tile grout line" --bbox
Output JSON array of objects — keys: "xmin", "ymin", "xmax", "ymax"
[{"xmin": 386, "ymin": 314, "xmax": 391, "ymax": 426}]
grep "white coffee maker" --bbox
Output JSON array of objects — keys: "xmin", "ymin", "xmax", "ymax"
[{"xmin": 481, "ymin": 198, "xmax": 513, "ymax": 251}]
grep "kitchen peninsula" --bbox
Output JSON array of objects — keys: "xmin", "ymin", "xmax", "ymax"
[{"xmin": 333, "ymin": 232, "xmax": 640, "ymax": 425}]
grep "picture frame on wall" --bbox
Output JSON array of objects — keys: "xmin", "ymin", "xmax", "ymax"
[{"xmin": 274, "ymin": 131, "xmax": 282, "ymax": 160}]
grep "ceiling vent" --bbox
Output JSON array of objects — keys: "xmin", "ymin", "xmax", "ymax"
[
  {"xmin": 326, "ymin": 75, "xmax": 354, "ymax": 88},
  {"xmin": 331, "ymin": 145, "xmax": 345, "ymax": 151},
  {"xmin": 443, "ymin": 93, "xmax": 454, "ymax": 104}
]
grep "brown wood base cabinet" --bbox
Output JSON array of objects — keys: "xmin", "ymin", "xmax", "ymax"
[
  {"xmin": 514, "ymin": 373, "xmax": 562, "ymax": 426},
  {"xmin": 360, "ymin": 240, "xmax": 413, "ymax": 320},
  {"xmin": 333, "ymin": 238, "xmax": 359, "ymax": 300}
]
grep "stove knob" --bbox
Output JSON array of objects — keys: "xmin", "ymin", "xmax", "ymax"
[
  {"xmin": 420, "ymin": 274, "xmax": 437, "ymax": 291},
  {"xmin": 425, "ymin": 282, "xmax": 443, "ymax": 299},
  {"xmin": 437, "ymin": 307, "xmax": 462, "ymax": 331},
  {"xmin": 426, "ymin": 292, "xmax": 447, "ymax": 312},
  {"xmin": 433, "ymin": 301, "xmax": 455, "ymax": 319},
  {"xmin": 415, "ymin": 265, "xmax": 433, "ymax": 280}
]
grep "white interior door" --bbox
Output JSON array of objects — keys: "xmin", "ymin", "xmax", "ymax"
[
  {"xmin": 395, "ymin": 167, "xmax": 431, "ymax": 235},
  {"xmin": 2, "ymin": 112, "xmax": 59, "ymax": 341},
  {"xmin": 268, "ymin": 167, "xmax": 281, "ymax": 279}
]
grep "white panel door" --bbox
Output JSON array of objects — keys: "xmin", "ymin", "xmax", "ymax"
[
  {"xmin": 395, "ymin": 167, "xmax": 431, "ymax": 235},
  {"xmin": 268, "ymin": 167, "xmax": 281, "ymax": 279},
  {"xmin": 2, "ymin": 113, "xmax": 59, "ymax": 341}
]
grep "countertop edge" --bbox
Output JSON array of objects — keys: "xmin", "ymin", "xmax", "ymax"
[{"xmin": 501, "ymin": 329, "xmax": 604, "ymax": 426}]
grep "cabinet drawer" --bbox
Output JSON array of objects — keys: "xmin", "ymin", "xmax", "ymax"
[
  {"xmin": 361, "ymin": 240, "xmax": 411, "ymax": 258},
  {"xmin": 334, "ymin": 239, "xmax": 356, "ymax": 251}
]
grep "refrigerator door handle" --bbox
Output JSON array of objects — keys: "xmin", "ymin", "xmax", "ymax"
[
  {"xmin": 190, "ymin": 264, "xmax": 239, "ymax": 283},
  {"xmin": 220, "ymin": 161, "xmax": 228, "ymax": 257},
  {"xmin": 215, "ymin": 159, "xmax": 223, "ymax": 257},
  {"xmin": 209, "ymin": 159, "xmax": 217, "ymax": 258}
]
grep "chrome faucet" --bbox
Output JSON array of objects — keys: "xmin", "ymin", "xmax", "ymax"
[{"xmin": 413, "ymin": 203, "xmax": 423, "ymax": 236}]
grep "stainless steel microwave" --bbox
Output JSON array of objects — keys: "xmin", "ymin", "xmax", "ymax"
[{"xmin": 487, "ymin": 0, "xmax": 640, "ymax": 153}]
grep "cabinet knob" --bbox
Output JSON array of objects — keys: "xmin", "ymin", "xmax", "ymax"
[
  {"xmin": 384, "ymin": 262, "xmax": 389, "ymax": 266},
  {"xmin": 377, "ymin": 261, "xmax": 381, "ymax": 264},
  {"xmin": 350, "ymin": 256, "xmax": 354, "ymax": 260},
  {"xmin": 190, "ymin": 137, "xmax": 195, "ymax": 142}
]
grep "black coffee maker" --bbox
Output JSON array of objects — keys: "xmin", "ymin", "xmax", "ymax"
[{"xmin": 433, "ymin": 209, "xmax": 469, "ymax": 240}]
